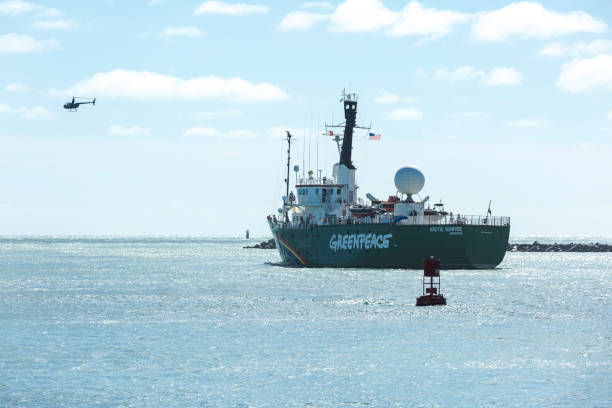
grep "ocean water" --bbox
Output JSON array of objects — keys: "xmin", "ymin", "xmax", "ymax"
[{"xmin": 0, "ymin": 237, "xmax": 610, "ymax": 408}]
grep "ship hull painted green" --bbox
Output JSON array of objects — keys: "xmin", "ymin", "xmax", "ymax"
[{"xmin": 270, "ymin": 223, "xmax": 510, "ymax": 269}]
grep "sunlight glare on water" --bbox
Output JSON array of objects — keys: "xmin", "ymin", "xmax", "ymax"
[{"xmin": 0, "ymin": 237, "xmax": 610, "ymax": 407}]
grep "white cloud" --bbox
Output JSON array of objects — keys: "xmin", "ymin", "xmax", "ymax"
[
  {"xmin": 386, "ymin": 108, "xmax": 423, "ymax": 120},
  {"xmin": 301, "ymin": 2, "xmax": 333, "ymax": 9},
  {"xmin": 374, "ymin": 90, "xmax": 416, "ymax": 104},
  {"xmin": 482, "ymin": 67, "xmax": 523, "ymax": 86},
  {"xmin": 0, "ymin": 0, "xmax": 37, "ymax": 15},
  {"xmin": 5, "ymin": 82, "xmax": 30, "ymax": 91},
  {"xmin": 279, "ymin": 11, "xmax": 329, "ymax": 31},
  {"xmin": 55, "ymin": 70, "xmax": 289, "ymax": 102},
  {"xmin": 194, "ymin": 109, "xmax": 241, "ymax": 118},
  {"xmin": 607, "ymin": 110, "xmax": 612, "ymax": 119},
  {"xmin": 387, "ymin": 1, "xmax": 469, "ymax": 38},
  {"xmin": 0, "ymin": 33, "xmax": 60, "ymax": 53},
  {"xmin": 538, "ymin": 39, "xmax": 612, "ymax": 58},
  {"xmin": 183, "ymin": 126, "xmax": 220, "ymax": 138},
  {"xmin": 227, "ymin": 128, "xmax": 259, "ymax": 139},
  {"xmin": 449, "ymin": 111, "xmax": 487, "ymax": 119},
  {"xmin": 374, "ymin": 90, "xmax": 399, "ymax": 104},
  {"xmin": 0, "ymin": 1, "xmax": 62, "ymax": 17},
  {"xmin": 194, "ymin": 1, "xmax": 268, "ymax": 16},
  {"xmin": 182, "ymin": 126, "xmax": 260, "ymax": 139},
  {"xmin": 39, "ymin": 7, "xmax": 61, "ymax": 17},
  {"xmin": 538, "ymin": 42, "xmax": 572, "ymax": 58},
  {"xmin": 472, "ymin": 2, "xmax": 607, "ymax": 42},
  {"xmin": 434, "ymin": 66, "xmax": 484, "ymax": 82},
  {"xmin": 281, "ymin": 0, "xmax": 468, "ymax": 38},
  {"xmin": 108, "ymin": 125, "xmax": 152, "ymax": 137},
  {"xmin": 432, "ymin": 66, "xmax": 522, "ymax": 86},
  {"xmin": 30, "ymin": 19, "xmax": 76, "ymax": 30},
  {"xmin": 557, "ymin": 54, "xmax": 612, "ymax": 93},
  {"xmin": 505, "ymin": 118, "xmax": 550, "ymax": 127},
  {"xmin": 0, "ymin": 103, "xmax": 53, "ymax": 119},
  {"xmin": 161, "ymin": 26, "xmax": 203, "ymax": 38},
  {"xmin": 21, "ymin": 106, "xmax": 52, "ymax": 118},
  {"xmin": 330, "ymin": 0, "xmax": 397, "ymax": 32}
]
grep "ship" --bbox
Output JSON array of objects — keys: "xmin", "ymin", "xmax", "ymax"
[{"xmin": 267, "ymin": 92, "xmax": 510, "ymax": 269}]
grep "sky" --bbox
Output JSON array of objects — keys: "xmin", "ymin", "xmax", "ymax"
[{"xmin": 1, "ymin": 0, "xmax": 611, "ymax": 237}]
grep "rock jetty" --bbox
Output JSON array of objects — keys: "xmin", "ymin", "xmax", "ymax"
[
  {"xmin": 243, "ymin": 238, "xmax": 276, "ymax": 249},
  {"xmin": 507, "ymin": 241, "xmax": 612, "ymax": 252}
]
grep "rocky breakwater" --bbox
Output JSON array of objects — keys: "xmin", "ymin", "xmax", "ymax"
[
  {"xmin": 244, "ymin": 238, "xmax": 276, "ymax": 249},
  {"xmin": 508, "ymin": 241, "xmax": 612, "ymax": 252}
]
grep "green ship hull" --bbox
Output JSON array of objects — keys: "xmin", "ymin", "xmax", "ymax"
[{"xmin": 270, "ymin": 222, "xmax": 510, "ymax": 269}]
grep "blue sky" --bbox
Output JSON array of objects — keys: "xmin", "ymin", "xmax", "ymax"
[{"xmin": 1, "ymin": 0, "xmax": 611, "ymax": 236}]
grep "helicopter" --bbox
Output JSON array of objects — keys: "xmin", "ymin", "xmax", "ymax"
[{"xmin": 63, "ymin": 97, "xmax": 96, "ymax": 111}]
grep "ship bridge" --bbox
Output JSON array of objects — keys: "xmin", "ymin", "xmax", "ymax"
[{"xmin": 294, "ymin": 175, "xmax": 350, "ymax": 206}]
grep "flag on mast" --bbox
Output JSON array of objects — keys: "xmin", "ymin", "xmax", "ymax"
[{"xmin": 369, "ymin": 132, "xmax": 381, "ymax": 140}]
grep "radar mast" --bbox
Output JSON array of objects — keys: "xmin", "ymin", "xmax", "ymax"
[{"xmin": 339, "ymin": 91, "xmax": 358, "ymax": 169}]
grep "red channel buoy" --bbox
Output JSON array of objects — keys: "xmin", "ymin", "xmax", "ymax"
[{"xmin": 416, "ymin": 257, "xmax": 447, "ymax": 306}]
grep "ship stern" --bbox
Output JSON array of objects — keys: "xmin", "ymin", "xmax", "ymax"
[{"xmin": 462, "ymin": 224, "xmax": 510, "ymax": 269}]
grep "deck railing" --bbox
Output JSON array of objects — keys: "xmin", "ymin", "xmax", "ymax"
[
  {"xmin": 270, "ymin": 215, "xmax": 510, "ymax": 229},
  {"xmin": 296, "ymin": 177, "xmax": 339, "ymax": 186}
]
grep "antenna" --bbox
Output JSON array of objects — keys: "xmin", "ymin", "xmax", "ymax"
[
  {"xmin": 285, "ymin": 131, "xmax": 292, "ymax": 198},
  {"xmin": 316, "ymin": 114, "xmax": 319, "ymax": 180},
  {"xmin": 308, "ymin": 114, "xmax": 311, "ymax": 172}
]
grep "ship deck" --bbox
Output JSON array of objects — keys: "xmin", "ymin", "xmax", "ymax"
[{"xmin": 270, "ymin": 215, "xmax": 510, "ymax": 230}]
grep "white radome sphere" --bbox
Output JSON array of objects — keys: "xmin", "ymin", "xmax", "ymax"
[{"xmin": 394, "ymin": 166, "xmax": 425, "ymax": 195}]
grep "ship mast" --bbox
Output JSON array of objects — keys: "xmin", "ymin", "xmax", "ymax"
[
  {"xmin": 324, "ymin": 90, "xmax": 370, "ymax": 163},
  {"xmin": 285, "ymin": 131, "xmax": 292, "ymax": 197},
  {"xmin": 339, "ymin": 91, "xmax": 357, "ymax": 170}
]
